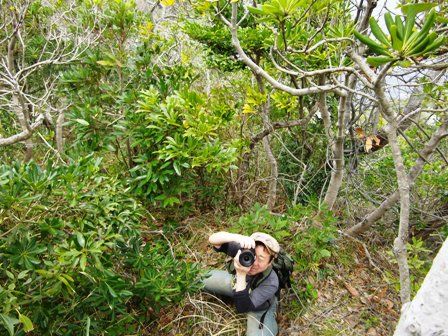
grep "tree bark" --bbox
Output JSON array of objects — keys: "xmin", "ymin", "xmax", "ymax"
[
  {"xmin": 394, "ymin": 238, "xmax": 448, "ymax": 335},
  {"xmin": 255, "ymin": 75, "xmax": 278, "ymax": 210},
  {"xmin": 12, "ymin": 94, "xmax": 35, "ymax": 161},
  {"xmin": 375, "ymin": 80, "xmax": 412, "ymax": 304},
  {"xmin": 323, "ymin": 76, "xmax": 352, "ymax": 209},
  {"xmin": 0, "ymin": 115, "xmax": 44, "ymax": 147},
  {"xmin": 346, "ymin": 120, "xmax": 448, "ymax": 235},
  {"xmin": 56, "ymin": 111, "xmax": 65, "ymax": 154}
]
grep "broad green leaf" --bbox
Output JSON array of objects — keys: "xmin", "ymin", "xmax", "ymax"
[
  {"xmin": 75, "ymin": 119, "xmax": 89, "ymax": 126},
  {"xmin": 80, "ymin": 254, "xmax": 87, "ymax": 271},
  {"xmin": 5, "ymin": 270, "xmax": 14, "ymax": 280},
  {"xmin": 367, "ymin": 56, "xmax": 396, "ymax": 66},
  {"xmin": 0, "ymin": 314, "xmax": 18, "ymax": 336},
  {"xmin": 173, "ymin": 161, "xmax": 181, "ymax": 176},
  {"xmin": 18, "ymin": 270, "xmax": 29, "ymax": 279},
  {"xmin": 247, "ymin": 5, "xmax": 265, "ymax": 15},
  {"xmin": 18, "ymin": 313, "xmax": 34, "ymax": 332},
  {"xmin": 401, "ymin": 3, "xmax": 437, "ymax": 16},
  {"xmin": 76, "ymin": 232, "xmax": 85, "ymax": 248}
]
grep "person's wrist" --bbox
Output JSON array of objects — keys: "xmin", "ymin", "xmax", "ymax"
[{"xmin": 234, "ymin": 272, "xmax": 246, "ymax": 291}]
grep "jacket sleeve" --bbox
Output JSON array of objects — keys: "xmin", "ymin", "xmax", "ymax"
[
  {"xmin": 232, "ymin": 274, "xmax": 278, "ymax": 313},
  {"xmin": 213, "ymin": 243, "xmax": 229, "ymax": 254}
]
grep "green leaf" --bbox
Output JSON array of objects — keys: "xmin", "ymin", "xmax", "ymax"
[
  {"xmin": 173, "ymin": 161, "xmax": 181, "ymax": 176},
  {"xmin": 247, "ymin": 5, "xmax": 265, "ymax": 16},
  {"xmin": 85, "ymin": 316, "xmax": 91, "ymax": 336},
  {"xmin": 75, "ymin": 119, "xmax": 89, "ymax": 126},
  {"xmin": 320, "ymin": 249, "xmax": 331, "ymax": 258},
  {"xmin": 5, "ymin": 270, "xmax": 14, "ymax": 280},
  {"xmin": 18, "ymin": 313, "xmax": 34, "ymax": 333},
  {"xmin": 18, "ymin": 270, "xmax": 29, "ymax": 279},
  {"xmin": 401, "ymin": 3, "xmax": 437, "ymax": 16},
  {"xmin": 119, "ymin": 290, "xmax": 133, "ymax": 297},
  {"xmin": 96, "ymin": 60, "xmax": 115, "ymax": 67},
  {"xmin": 0, "ymin": 314, "xmax": 18, "ymax": 336},
  {"xmin": 161, "ymin": 196, "xmax": 180, "ymax": 207},
  {"xmin": 57, "ymin": 275, "xmax": 75, "ymax": 293},
  {"xmin": 76, "ymin": 232, "xmax": 85, "ymax": 248},
  {"xmin": 106, "ymin": 282, "xmax": 117, "ymax": 298},
  {"xmin": 80, "ymin": 254, "xmax": 87, "ymax": 271},
  {"xmin": 367, "ymin": 56, "xmax": 396, "ymax": 66},
  {"xmin": 369, "ymin": 17, "xmax": 390, "ymax": 46}
]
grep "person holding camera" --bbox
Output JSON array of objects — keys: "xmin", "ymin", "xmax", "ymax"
[{"xmin": 203, "ymin": 231, "xmax": 280, "ymax": 336}]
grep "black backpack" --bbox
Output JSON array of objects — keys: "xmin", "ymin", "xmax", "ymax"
[{"xmin": 272, "ymin": 250, "xmax": 294, "ymax": 290}]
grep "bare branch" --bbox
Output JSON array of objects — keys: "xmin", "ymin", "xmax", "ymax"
[
  {"xmin": 228, "ymin": 3, "xmax": 347, "ymax": 97},
  {"xmin": 0, "ymin": 114, "xmax": 44, "ymax": 146}
]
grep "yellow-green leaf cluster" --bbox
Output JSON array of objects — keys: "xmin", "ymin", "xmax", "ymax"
[{"xmin": 354, "ymin": 4, "xmax": 444, "ymax": 67}]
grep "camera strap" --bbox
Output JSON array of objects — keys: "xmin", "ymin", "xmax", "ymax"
[{"xmin": 258, "ymin": 299, "xmax": 271, "ymax": 330}]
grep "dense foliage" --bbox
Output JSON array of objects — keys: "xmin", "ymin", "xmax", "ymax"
[
  {"xmin": 0, "ymin": 157, "xmax": 201, "ymax": 335},
  {"xmin": 1, "ymin": 0, "xmax": 447, "ymax": 334}
]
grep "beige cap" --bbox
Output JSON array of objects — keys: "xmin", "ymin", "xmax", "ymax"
[{"xmin": 251, "ymin": 232, "xmax": 280, "ymax": 254}]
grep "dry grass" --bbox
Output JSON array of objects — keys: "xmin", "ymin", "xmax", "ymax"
[
  {"xmin": 160, "ymin": 292, "xmax": 246, "ymax": 335},
  {"xmin": 155, "ymin": 213, "xmax": 401, "ymax": 336}
]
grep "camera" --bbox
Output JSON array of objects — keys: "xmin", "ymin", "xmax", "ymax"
[{"xmin": 225, "ymin": 242, "xmax": 256, "ymax": 267}]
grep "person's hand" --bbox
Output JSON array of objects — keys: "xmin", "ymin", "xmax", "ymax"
[
  {"xmin": 233, "ymin": 250, "xmax": 252, "ymax": 275},
  {"xmin": 236, "ymin": 235, "xmax": 255, "ymax": 249}
]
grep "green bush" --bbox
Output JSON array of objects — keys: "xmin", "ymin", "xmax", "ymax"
[
  {"xmin": 127, "ymin": 88, "xmax": 239, "ymax": 207},
  {"xmin": 0, "ymin": 157, "xmax": 202, "ymax": 335},
  {"xmin": 230, "ymin": 202, "xmax": 338, "ymax": 307},
  {"xmin": 231, "ymin": 203, "xmax": 337, "ymax": 271}
]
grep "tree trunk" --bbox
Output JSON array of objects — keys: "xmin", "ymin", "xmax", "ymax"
[
  {"xmin": 256, "ymin": 75, "xmax": 278, "ymax": 210},
  {"xmin": 323, "ymin": 76, "xmax": 352, "ymax": 209},
  {"xmin": 387, "ymin": 123, "xmax": 412, "ymax": 304},
  {"xmin": 375, "ymin": 81, "xmax": 412, "ymax": 304},
  {"xmin": 56, "ymin": 111, "xmax": 65, "ymax": 154},
  {"xmin": 394, "ymin": 238, "xmax": 448, "ymax": 335},
  {"xmin": 12, "ymin": 94, "xmax": 34, "ymax": 161}
]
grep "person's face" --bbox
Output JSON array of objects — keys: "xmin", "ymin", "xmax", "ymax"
[{"xmin": 248, "ymin": 245, "xmax": 272, "ymax": 276}]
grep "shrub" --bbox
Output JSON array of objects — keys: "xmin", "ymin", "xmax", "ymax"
[{"xmin": 0, "ymin": 157, "xmax": 201, "ymax": 335}]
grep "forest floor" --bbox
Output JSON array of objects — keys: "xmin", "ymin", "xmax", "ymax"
[{"xmin": 154, "ymin": 212, "xmax": 401, "ymax": 336}]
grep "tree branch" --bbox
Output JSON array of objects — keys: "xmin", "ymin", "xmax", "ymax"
[{"xmin": 0, "ymin": 114, "xmax": 44, "ymax": 146}]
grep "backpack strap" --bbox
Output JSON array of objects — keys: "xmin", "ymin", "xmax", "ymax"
[{"xmin": 250, "ymin": 266, "xmax": 272, "ymax": 290}]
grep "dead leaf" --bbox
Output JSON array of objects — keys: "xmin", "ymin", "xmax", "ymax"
[
  {"xmin": 376, "ymin": 287, "xmax": 387, "ymax": 300},
  {"xmin": 343, "ymin": 282, "xmax": 360, "ymax": 297},
  {"xmin": 370, "ymin": 295, "xmax": 380, "ymax": 303},
  {"xmin": 367, "ymin": 327, "xmax": 378, "ymax": 336},
  {"xmin": 373, "ymin": 135, "xmax": 381, "ymax": 146},
  {"xmin": 365, "ymin": 137, "xmax": 373, "ymax": 152},
  {"xmin": 355, "ymin": 127, "xmax": 365, "ymax": 139},
  {"xmin": 382, "ymin": 299, "xmax": 394, "ymax": 310}
]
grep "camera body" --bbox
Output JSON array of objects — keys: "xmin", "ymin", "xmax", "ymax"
[{"xmin": 225, "ymin": 242, "xmax": 256, "ymax": 267}]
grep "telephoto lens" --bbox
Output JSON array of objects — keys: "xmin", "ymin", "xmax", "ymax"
[{"xmin": 226, "ymin": 242, "xmax": 256, "ymax": 267}]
